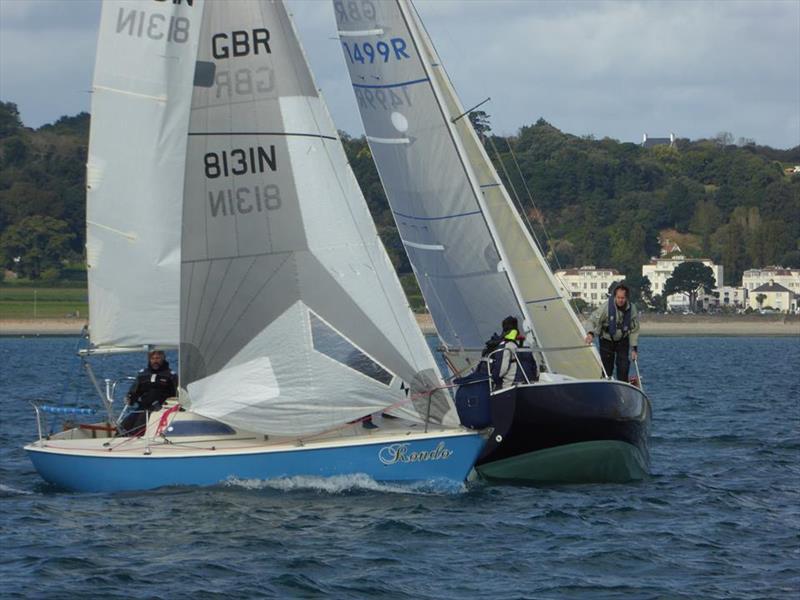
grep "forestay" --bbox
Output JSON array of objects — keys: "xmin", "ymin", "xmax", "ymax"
[
  {"xmin": 86, "ymin": 0, "xmax": 203, "ymax": 349},
  {"xmin": 179, "ymin": 0, "xmax": 456, "ymax": 436},
  {"xmin": 334, "ymin": 0, "xmax": 603, "ymax": 379}
]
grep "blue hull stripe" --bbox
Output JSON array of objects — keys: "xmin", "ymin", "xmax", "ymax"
[{"xmin": 26, "ymin": 434, "xmax": 485, "ymax": 493}]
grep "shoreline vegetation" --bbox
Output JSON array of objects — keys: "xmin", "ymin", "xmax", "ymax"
[{"xmin": 1, "ymin": 314, "xmax": 798, "ymax": 338}]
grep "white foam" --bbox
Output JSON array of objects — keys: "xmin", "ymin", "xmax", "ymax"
[
  {"xmin": 0, "ymin": 483, "xmax": 33, "ymax": 496},
  {"xmin": 223, "ymin": 473, "xmax": 466, "ymax": 495}
]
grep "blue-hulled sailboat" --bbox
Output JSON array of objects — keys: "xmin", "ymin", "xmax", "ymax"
[{"xmin": 24, "ymin": 0, "xmax": 485, "ymax": 492}]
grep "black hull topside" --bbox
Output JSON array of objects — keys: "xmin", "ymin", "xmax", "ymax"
[{"xmin": 474, "ymin": 379, "xmax": 651, "ymax": 482}]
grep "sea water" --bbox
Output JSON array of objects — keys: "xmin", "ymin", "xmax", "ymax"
[{"xmin": 0, "ymin": 336, "xmax": 798, "ymax": 599}]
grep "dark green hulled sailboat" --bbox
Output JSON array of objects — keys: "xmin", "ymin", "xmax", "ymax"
[{"xmin": 333, "ymin": 0, "xmax": 650, "ymax": 482}]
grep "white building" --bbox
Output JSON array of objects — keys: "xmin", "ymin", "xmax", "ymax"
[
  {"xmin": 747, "ymin": 280, "xmax": 795, "ymax": 313},
  {"xmin": 742, "ymin": 267, "xmax": 800, "ymax": 296},
  {"xmin": 717, "ymin": 286, "xmax": 748, "ymax": 309},
  {"xmin": 555, "ymin": 266, "xmax": 624, "ymax": 306},
  {"xmin": 642, "ymin": 255, "xmax": 723, "ymax": 309},
  {"xmin": 696, "ymin": 286, "xmax": 748, "ymax": 311},
  {"xmin": 642, "ymin": 133, "xmax": 676, "ymax": 149}
]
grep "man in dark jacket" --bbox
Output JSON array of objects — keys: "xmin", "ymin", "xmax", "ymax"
[
  {"xmin": 119, "ymin": 350, "xmax": 178, "ymax": 435},
  {"xmin": 584, "ymin": 283, "xmax": 640, "ymax": 381}
]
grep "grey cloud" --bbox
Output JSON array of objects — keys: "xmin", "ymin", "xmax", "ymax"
[
  {"xmin": 0, "ymin": 0, "xmax": 99, "ymax": 31},
  {"xmin": 0, "ymin": 0, "xmax": 796, "ymax": 148}
]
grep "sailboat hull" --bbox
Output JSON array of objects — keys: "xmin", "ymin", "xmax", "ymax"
[
  {"xmin": 25, "ymin": 431, "xmax": 485, "ymax": 493},
  {"xmin": 475, "ymin": 379, "xmax": 651, "ymax": 483}
]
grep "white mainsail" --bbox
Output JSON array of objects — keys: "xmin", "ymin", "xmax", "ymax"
[
  {"xmin": 179, "ymin": 0, "xmax": 456, "ymax": 436},
  {"xmin": 334, "ymin": 0, "xmax": 603, "ymax": 379},
  {"xmin": 85, "ymin": 0, "xmax": 203, "ymax": 349}
]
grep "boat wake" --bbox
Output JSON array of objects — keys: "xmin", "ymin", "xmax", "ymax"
[
  {"xmin": 223, "ymin": 473, "xmax": 468, "ymax": 496},
  {"xmin": 0, "ymin": 483, "xmax": 34, "ymax": 497}
]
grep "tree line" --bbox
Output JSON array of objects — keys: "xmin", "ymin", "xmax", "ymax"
[{"xmin": 1, "ymin": 101, "xmax": 798, "ymax": 291}]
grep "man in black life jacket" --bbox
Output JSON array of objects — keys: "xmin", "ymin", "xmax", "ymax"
[
  {"xmin": 119, "ymin": 349, "xmax": 178, "ymax": 436},
  {"xmin": 584, "ymin": 283, "xmax": 640, "ymax": 381}
]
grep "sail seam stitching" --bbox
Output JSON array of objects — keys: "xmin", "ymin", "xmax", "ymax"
[
  {"xmin": 187, "ymin": 132, "xmax": 336, "ymax": 140},
  {"xmin": 393, "ymin": 209, "xmax": 480, "ymax": 221}
]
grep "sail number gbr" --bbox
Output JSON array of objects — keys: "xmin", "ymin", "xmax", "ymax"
[{"xmin": 204, "ymin": 146, "xmax": 276, "ymax": 179}]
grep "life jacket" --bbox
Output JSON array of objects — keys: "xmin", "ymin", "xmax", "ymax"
[
  {"xmin": 509, "ymin": 331, "xmax": 538, "ymax": 383},
  {"xmin": 607, "ymin": 296, "xmax": 632, "ymax": 339}
]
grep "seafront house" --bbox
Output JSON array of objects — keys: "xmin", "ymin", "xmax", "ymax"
[
  {"xmin": 717, "ymin": 286, "xmax": 748, "ymax": 309},
  {"xmin": 555, "ymin": 266, "xmax": 624, "ymax": 307},
  {"xmin": 696, "ymin": 285, "xmax": 749, "ymax": 311},
  {"xmin": 742, "ymin": 267, "xmax": 800, "ymax": 296},
  {"xmin": 642, "ymin": 255, "xmax": 724, "ymax": 310},
  {"xmin": 746, "ymin": 280, "xmax": 796, "ymax": 313}
]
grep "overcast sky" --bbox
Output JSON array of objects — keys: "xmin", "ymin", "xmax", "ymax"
[{"xmin": 0, "ymin": 0, "xmax": 797, "ymax": 148}]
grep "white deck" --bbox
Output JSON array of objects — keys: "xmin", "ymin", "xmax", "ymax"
[{"xmin": 27, "ymin": 402, "xmax": 472, "ymax": 458}]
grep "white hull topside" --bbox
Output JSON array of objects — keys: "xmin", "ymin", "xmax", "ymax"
[{"xmin": 26, "ymin": 401, "xmax": 481, "ymax": 459}]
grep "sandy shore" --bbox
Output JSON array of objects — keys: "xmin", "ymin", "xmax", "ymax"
[
  {"xmin": 636, "ymin": 318, "xmax": 799, "ymax": 337},
  {"xmin": 0, "ymin": 318, "xmax": 88, "ymax": 336},
  {"xmin": 413, "ymin": 314, "xmax": 799, "ymax": 337},
  {"xmin": 1, "ymin": 315, "xmax": 798, "ymax": 337}
]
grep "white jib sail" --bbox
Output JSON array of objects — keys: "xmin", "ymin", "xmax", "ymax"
[
  {"xmin": 180, "ymin": 0, "xmax": 457, "ymax": 437},
  {"xmin": 85, "ymin": 0, "xmax": 203, "ymax": 349},
  {"xmin": 334, "ymin": 0, "xmax": 603, "ymax": 379}
]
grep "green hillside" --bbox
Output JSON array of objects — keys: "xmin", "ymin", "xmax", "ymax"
[{"xmin": 1, "ymin": 101, "xmax": 798, "ymax": 292}]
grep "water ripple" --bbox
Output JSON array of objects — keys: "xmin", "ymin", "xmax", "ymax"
[{"xmin": 1, "ymin": 336, "xmax": 798, "ymax": 598}]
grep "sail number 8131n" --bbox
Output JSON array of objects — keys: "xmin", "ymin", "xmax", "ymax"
[{"xmin": 204, "ymin": 146, "xmax": 276, "ymax": 179}]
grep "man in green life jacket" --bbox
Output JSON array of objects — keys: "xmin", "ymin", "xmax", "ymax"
[{"xmin": 584, "ymin": 283, "xmax": 639, "ymax": 381}]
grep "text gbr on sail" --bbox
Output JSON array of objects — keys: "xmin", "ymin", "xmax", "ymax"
[
  {"xmin": 211, "ymin": 29, "xmax": 273, "ymax": 99},
  {"xmin": 212, "ymin": 29, "xmax": 271, "ymax": 59},
  {"xmin": 205, "ymin": 146, "xmax": 281, "ymax": 217}
]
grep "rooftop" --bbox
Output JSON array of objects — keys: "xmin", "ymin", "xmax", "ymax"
[{"xmin": 752, "ymin": 281, "xmax": 793, "ymax": 294}]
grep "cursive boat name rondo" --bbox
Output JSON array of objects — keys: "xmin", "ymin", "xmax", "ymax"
[{"xmin": 379, "ymin": 441, "xmax": 453, "ymax": 465}]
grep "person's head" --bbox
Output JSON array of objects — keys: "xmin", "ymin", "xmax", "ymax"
[
  {"xmin": 501, "ymin": 316, "xmax": 518, "ymax": 333},
  {"xmin": 148, "ymin": 350, "xmax": 166, "ymax": 370},
  {"xmin": 613, "ymin": 284, "xmax": 630, "ymax": 309}
]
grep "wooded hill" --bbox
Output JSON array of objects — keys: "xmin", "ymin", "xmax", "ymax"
[{"xmin": 1, "ymin": 100, "xmax": 798, "ymax": 287}]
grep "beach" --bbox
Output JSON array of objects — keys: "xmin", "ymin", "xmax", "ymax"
[
  {"xmin": 0, "ymin": 318, "xmax": 88, "ymax": 336},
  {"xmin": 411, "ymin": 313, "xmax": 799, "ymax": 337},
  {"xmin": 1, "ymin": 314, "xmax": 798, "ymax": 337}
]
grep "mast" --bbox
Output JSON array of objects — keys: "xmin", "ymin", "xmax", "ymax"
[{"xmin": 403, "ymin": 0, "xmax": 601, "ymax": 373}]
